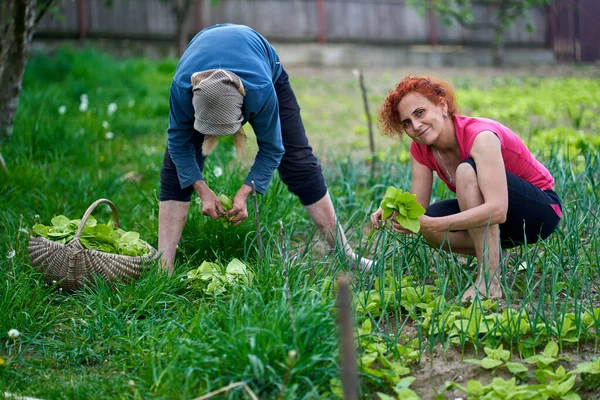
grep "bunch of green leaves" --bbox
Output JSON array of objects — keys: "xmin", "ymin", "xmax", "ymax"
[
  {"xmin": 31, "ymin": 215, "xmax": 150, "ymax": 256},
  {"xmin": 185, "ymin": 258, "xmax": 254, "ymax": 296},
  {"xmin": 218, "ymin": 194, "xmax": 233, "ymax": 228},
  {"xmin": 380, "ymin": 186, "xmax": 426, "ymax": 233}
]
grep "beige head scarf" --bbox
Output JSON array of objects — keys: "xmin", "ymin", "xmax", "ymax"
[{"xmin": 191, "ymin": 69, "xmax": 247, "ymax": 157}]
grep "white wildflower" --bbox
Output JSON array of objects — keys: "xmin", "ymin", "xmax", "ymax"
[
  {"xmin": 7, "ymin": 250, "xmax": 15, "ymax": 259},
  {"xmin": 128, "ymin": 380, "xmax": 135, "ymax": 387},
  {"xmin": 213, "ymin": 166, "xmax": 223, "ymax": 177},
  {"xmin": 79, "ymin": 94, "xmax": 89, "ymax": 112},
  {"xmin": 107, "ymin": 103, "xmax": 117, "ymax": 115},
  {"xmin": 58, "ymin": 105, "xmax": 67, "ymax": 115},
  {"xmin": 34, "ymin": 214, "xmax": 40, "ymax": 220},
  {"xmin": 8, "ymin": 329, "xmax": 20, "ymax": 339},
  {"xmin": 105, "ymin": 132, "xmax": 114, "ymax": 140},
  {"xmin": 102, "ymin": 121, "xmax": 110, "ymax": 129},
  {"xmin": 128, "ymin": 99, "xmax": 135, "ymax": 108}
]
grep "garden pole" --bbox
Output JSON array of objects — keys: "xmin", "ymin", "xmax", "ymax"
[
  {"xmin": 251, "ymin": 181, "xmax": 263, "ymax": 263},
  {"xmin": 280, "ymin": 220, "xmax": 298, "ymax": 349},
  {"xmin": 337, "ymin": 274, "xmax": 359, "ymax": 399},
  {"xmin": 353, "ymin": 69, "xmax": 376, "ymax": 176}
]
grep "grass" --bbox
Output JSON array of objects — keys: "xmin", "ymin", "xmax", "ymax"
[{"xmin": 1, "ymin": 47, "xmax": 600, "ymax": 399}]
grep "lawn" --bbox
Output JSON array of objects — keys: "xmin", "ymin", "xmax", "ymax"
[{"xmin": 1, "ymin": 48, "xmax": 600, "ymax": 399}]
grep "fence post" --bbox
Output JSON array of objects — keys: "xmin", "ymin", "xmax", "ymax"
[
  {"xmin": 428, "ymin": 0, "xmax": 437, "ymax": 47},
  {"xmin": 194, "ymin": 0, "xmax": 202, "ymax": 33},
  {"xmin": 77, "ymin": 0, "xmax": 86, "ymax": 44},
  {"xmin": 316, "ymin": 0, "xmax": 326, "ymax": 44}
]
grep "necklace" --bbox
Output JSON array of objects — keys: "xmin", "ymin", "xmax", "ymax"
[{"xmin": 435, "ymin": 149, "xmax": 454, "ymax": 184}]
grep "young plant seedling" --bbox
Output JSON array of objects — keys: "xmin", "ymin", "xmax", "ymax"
[
  {"xmin": 379, "ymin": 186, "xmax": 426, "ymax": 233},
  {"xmin": 219, "ymin": 194, "xmax": 234, "ymax": 227}
]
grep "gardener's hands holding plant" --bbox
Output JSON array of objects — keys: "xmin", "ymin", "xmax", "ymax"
[
  {"xmin": 194, "ymin": 181, "xmax": 252, "ymax": 226},
  {"xmin": 370, "ymin": 208, "xmax": 420, "ymax": 234},
  {"xmin": 226, "ymin": 184, "xmax": 252, "ymax": 226},
  {"xmin": 370, "ymin": 186, "xmax": 427, "ymax": 234}
]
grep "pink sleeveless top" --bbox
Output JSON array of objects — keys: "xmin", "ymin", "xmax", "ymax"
[{"xmin": 410, "ymin": 115, "xmax": 561, "ymax": 216}]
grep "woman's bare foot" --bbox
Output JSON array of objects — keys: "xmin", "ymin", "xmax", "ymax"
[{"xmin": 461, "ymin": 277, "xmax": 503, "ymax": 303}]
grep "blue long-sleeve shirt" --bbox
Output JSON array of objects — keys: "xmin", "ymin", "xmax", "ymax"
[{"xmin": 167, "ymin": 24, "xmax": 284, "ymax": 194}]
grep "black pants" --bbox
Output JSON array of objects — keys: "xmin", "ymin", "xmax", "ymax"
[
  {"xmin": 425, "ymin": 158, "xmax": 562, "ymax": 248},
  {"xmin": 160, "ymin": 68, "xmax": 327, "ymax": 206}
]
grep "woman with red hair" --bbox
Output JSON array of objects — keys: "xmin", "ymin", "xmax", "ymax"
[{"xmin": 371, "ymin": 76, "xmax": 562, "ymax": 302}]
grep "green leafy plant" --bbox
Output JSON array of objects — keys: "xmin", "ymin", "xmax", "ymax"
[
  {"xmin": 218, "ymin": 193, "xmax": 234, "ymax": 227},
  {"xmin": 446, "ymin": 377, "xmax": 546, "ymax": 399},
  {"xmin": 379, "ymin": 186, "xmax": 426, "ymax": 233},
  {"xmin": 185, "ymin": 258, "xmax": 254, "ymax": 296},
  {"xmin": 464, "ymin": 345, "xmax": 529, "ymax": 379},
  {"xmin": 31, "ymin": 215, "xmax": 150, "ymax": 256},
  {"xmin": 524, "ymin": 341, "xmax": 565, "ymax": 368},
  {"xmin": 571, "ymin": 358, "xmax": 600, "ymax": 392}
]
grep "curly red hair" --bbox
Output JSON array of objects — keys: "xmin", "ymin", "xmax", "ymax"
[{"xmin": 379, "ymin": 75, "xmax": 459, "ymax": 139}]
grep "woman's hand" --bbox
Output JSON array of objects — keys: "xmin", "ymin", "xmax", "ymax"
[
  {"xmin": 226, "ymin": 184, "xmax": 253, "ymax": 226},
  {"xmin": 193, "ymin": 181, "xmax": 223, "ymax": 220},
  {"xmin": 370, "ymin": 207, "xmax": 385, "ymax": 229}
]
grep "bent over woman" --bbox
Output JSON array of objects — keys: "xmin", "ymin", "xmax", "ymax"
[
  {"xmin": 370, "ymin": 76, "xmax": 562, "ymax": 302},
  {"xmin": 159, "ymin": 24, "xmax": 371, "ymax": 275}
]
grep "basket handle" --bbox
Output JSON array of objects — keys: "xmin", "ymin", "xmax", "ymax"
[{"xmin": 74, "ymin": 198, "xmax": 121, "ymax": 240}]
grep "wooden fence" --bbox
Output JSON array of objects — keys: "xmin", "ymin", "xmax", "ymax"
[
  {"xmin": 549, "ymin": 0, "xmax": 600, "ymax": 62},
  {"xmin": 36, "ymin": 0, "xmax": 548, "ymax": 46}
]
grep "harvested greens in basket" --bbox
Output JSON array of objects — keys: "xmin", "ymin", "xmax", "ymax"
[{"xmin": 32, "ymin": 215, "xmax": 150, "ymax": 256}]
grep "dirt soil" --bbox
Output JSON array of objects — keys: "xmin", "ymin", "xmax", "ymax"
[{"xmin": 408, "ymin": 342, "xmax": 600, "ymax": 399}]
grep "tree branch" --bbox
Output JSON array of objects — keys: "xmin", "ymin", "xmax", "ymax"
[{"xmin": 35, "ymin": 0, "xmax": 55, "ymax": 26}]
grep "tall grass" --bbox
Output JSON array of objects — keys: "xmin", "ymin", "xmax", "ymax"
[{"xmin": 1, "ymin": 48, "xmax": 599, "ymax": 398}]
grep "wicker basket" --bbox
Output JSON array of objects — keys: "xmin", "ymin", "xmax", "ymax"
[{"xmin": 28, "ymin": 198, "xmax": 159, "ymax": 291}]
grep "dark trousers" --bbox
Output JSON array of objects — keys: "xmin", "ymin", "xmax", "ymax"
[
  {"xmin": 160, "ymin": 68, "xmax": 327, "ymax": 206},
  {"xmin": 425, "ymin": 158, "xmax": 562, "ymax": 248}
]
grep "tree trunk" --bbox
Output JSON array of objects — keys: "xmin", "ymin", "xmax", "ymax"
[
  {"xmin": 492, "ymin": 23, "xmax": 505, "ymax": 67},
  {"xmin": 492, "ymin": 1, "xmax": 510, "ymax": 67},
  {"xmin": 0, "ymin": 0, "xmax": 37, "ymax": 145},
  {"xmin": 175, "ymin": 0, "xmax": 193, "ymax": 56}
]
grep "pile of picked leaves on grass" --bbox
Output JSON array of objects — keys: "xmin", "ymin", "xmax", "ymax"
[
  {"xmin": 32, "ymin": 215, "xmax": 150, "ymax": 256},
  {"xmin": 185, "ymin": 258, "xmax": 254, "ymax": 296}
]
